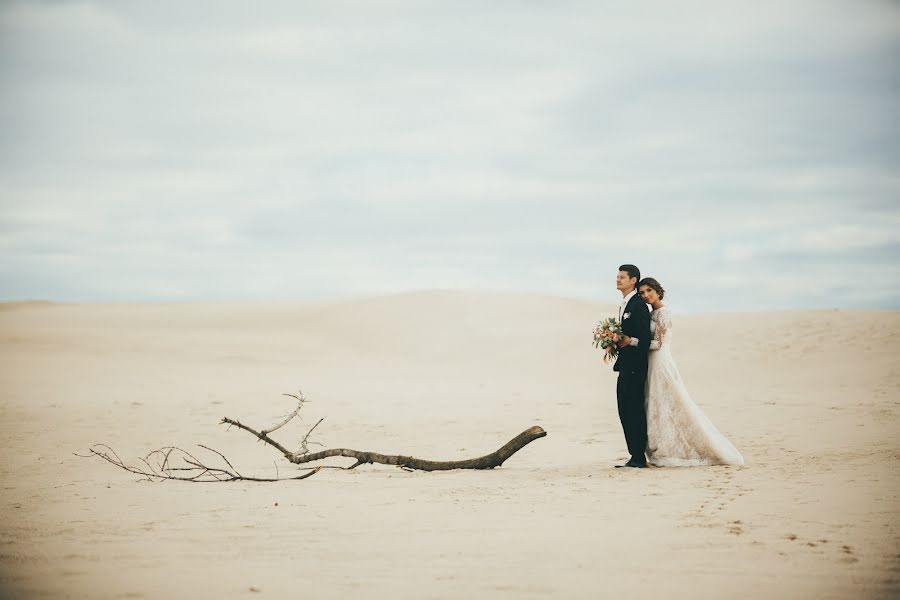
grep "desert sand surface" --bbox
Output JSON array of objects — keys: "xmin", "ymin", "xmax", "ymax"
[{"xmin": 0, "ymin": 291, "xmax": 898, "ymax": 599}]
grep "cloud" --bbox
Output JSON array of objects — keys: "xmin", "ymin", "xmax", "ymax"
[{"xmin": 0, "ymin": 0, "xmax": 898, "ymax": 310}]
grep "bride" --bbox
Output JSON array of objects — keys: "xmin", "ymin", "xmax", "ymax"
[{"xmin": 622, "ymin": 278, "xmax": 744, "ymax": 467}]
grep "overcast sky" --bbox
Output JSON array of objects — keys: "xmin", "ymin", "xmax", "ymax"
[{"xmin": 1, "ymin": 1, "xmax": 898, "ymax": 311}]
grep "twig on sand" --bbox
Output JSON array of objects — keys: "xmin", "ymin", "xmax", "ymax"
[{"xmin": 83, "ymin": 390, "xmax": 547, "ymax": 482}]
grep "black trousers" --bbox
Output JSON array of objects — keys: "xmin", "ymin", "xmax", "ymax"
[{"xmin": 617, "ymin": 370, "xmax": 648, "ymax": 460}]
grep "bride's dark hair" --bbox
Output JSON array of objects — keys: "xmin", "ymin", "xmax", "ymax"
[{"xmin": 638, "ymin": 277, "xmax": 665, "ymax": 300}]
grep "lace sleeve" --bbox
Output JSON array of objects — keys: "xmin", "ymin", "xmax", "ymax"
[{"xmin": 649, "ymin": 308, "xmax": 672, "ymax": 350}]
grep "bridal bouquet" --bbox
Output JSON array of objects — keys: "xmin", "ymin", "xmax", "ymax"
[{"xmin": 593, "ymin": 317, "xmax": 623, "ymax": 363}]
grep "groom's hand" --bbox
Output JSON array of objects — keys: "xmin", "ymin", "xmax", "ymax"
[{"xmin": 618, "ymin": 336, "xmax": 631, "ymax": 348}]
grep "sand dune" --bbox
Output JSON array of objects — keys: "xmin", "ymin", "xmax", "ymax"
[{"xmin": 1, "ymin": 292, "xmax": 898, "ymax": 599}]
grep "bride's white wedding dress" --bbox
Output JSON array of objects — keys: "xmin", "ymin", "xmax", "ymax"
[{"xmin": 645, "ymin": 307, "xmax": 744, "ymax": 467}]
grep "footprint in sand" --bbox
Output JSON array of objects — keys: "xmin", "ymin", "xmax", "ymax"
[{"xmin": 839, "ymin": 544, "xmax": 859, "ymax": 563}]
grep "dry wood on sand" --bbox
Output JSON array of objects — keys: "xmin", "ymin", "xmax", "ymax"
[{"xmin": 84, "ymin": 392, "xmax": 547, "ymax": 482}]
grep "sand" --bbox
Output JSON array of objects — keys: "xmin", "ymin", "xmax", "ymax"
[{"xmin": 0, "ymin": 291, "xmax": 898, "ymax": 599}]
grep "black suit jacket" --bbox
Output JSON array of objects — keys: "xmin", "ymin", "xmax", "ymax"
[{"xmin": 612, "ymin": 292, "xmax": 651, "ymax": 375}]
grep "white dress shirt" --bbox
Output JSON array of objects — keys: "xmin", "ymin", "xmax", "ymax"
[{"xmin": 619, "ymin": 289, "xmax": 640, "ymax": 347}]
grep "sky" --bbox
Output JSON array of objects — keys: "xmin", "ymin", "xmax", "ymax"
[{"xmin": 1, "ymin": 0, "xmax": 898, "ymax": 312}]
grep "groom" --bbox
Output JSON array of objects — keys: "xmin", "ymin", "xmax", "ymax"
[{"xmin": 613, "ymin": 264, "xmax": 651, "ymax": 468}]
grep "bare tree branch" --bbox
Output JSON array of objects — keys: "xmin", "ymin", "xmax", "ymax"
[
  {"xmin": 83, "ymin": 391, "xmax": 548, "ymax": 483},
  {"xmin": 281, "ymin": 426, "xmax": 548, "ymax": 471},
  {"xmin": 220, "ymin": 413, "xmax": 545, "ymax": 472}
]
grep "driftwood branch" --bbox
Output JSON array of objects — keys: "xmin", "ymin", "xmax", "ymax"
[
  {"xmin": 86, "ymin": 391, "xmax": 548, "ymax": 482},
  {"xmin": 287, "ymin": 425, "xmax": 547, "ymax": 471},
  {"xmin": 220, "ymin": 414, "xmax": 546, "ymax": 472}
]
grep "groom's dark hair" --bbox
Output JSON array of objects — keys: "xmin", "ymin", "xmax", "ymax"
[{"xmin": 618, "ymin": 264, "xmax": 640, "ymax": 285}]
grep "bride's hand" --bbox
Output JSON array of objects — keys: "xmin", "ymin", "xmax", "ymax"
[{"xmin": 618, "ymin": 336, "xmax": 631, "ymax": 348}]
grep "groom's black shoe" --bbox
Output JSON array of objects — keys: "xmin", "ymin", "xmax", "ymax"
[{"xmin": 615, "ymin": 456, "xmax": 647, "ymax": 468}]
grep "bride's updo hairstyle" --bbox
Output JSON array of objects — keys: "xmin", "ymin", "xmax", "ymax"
[{"xmin": 638, "ymin": 277, "xmax": 665, "ymax": 300}]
